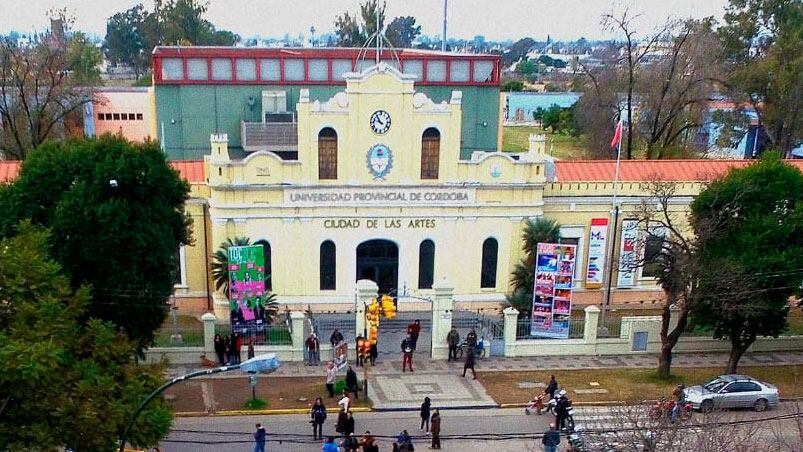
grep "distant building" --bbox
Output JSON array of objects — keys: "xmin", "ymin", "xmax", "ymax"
[{"xmin": 84, "ymin": 87, "xmax": 155, "ymax": 143}]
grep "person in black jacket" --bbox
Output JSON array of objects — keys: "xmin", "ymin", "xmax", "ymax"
[
  {"xmin": 346, "ymin": 365, "xmax": 359, "ymax": 400},
  {"xmin": 546, "ymin": 375, "xmax": 558, "ymax": 400},
  {"xmin": 310, "ymin": 397, "xmax": 327, "ymax": 440},
  {"xmin": 344, "ymin": 411, "xmax": 355, "ymax": 437},
  {"xmin": 541, "ymin": 423, "xmax": 560, "ymax": 452},
  {"xmin": 213, "ymin": 334, "xmax": 226, "ymax": 365},
  {"xmin": 401, "ymin": 334, "xmax": 414, "ymax": 372},
  {"xmin": 420, "ymin": 397, "xmax": 431, "ymax": 432}
]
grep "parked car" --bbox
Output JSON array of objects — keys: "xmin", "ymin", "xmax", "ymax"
[{"xmin": 684, "ymin": 374, "xmax": 779, "ymax": 413}]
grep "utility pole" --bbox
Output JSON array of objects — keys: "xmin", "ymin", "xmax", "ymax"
[{"xmin": 442, "ymin": 0, "xmax": 448, "ymax": 51}]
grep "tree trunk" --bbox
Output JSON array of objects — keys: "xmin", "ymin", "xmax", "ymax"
[
  {"xmin": 657, "ymin": 343, "xmax": 673, "ymax": 379},
  {"xmin": 725, "ymin": 338, "xmax": 752, "ymax": 374}
]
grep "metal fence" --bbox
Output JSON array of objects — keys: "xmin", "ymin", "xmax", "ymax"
[
  {"xmin": 597, "ymin": 316, "xmax": 622, "ymax": 338},
  {"xmin": 215, "ymin": 322, "xmax": 292, "ymax": 346},
  {"xmin": 154, "ymin": 322, "xmax": 205, "ymax": 347},
  {"xmin": 453, "ymin": 311, "xmax": 504, "ymax": 340},
  {"xmin": 309, "ymin": 313, "xmax": 356, "ymax": 345},
  {"xmin": 515, "ymin": 316, "xmax": 586, "ymax": 340}
]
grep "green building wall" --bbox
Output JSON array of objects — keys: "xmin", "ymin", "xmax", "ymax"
[{"xmin": 155, "ymin": 84, "xmax": 500, "ymax": 160}]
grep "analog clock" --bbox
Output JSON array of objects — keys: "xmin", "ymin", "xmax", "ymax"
[{"xmin": 369, "ymin": 110, "xmax": 391, "ymax": 134}]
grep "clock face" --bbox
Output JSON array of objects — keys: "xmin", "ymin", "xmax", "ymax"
[{"xmin": 369, "ymin": 110, "xmax": 391, "ymax": 134}]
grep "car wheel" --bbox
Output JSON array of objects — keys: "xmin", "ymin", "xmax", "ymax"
[
  {"xmin": 700, "ymin": 399, "xmax": 714, "ymax": 413},
  {"xmin": 753, "ymin": 398, "xmax": 768, "ymax": 412}
]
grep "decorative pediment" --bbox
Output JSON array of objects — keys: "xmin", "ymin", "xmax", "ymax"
[{"xmin": 311, "ymin": 92, "xmax": 349, "ymax": 113}]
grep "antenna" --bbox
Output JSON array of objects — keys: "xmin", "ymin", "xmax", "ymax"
[
  {"xmin": 442, "ymin": 0, "xmax": 448, "ymax": 52},
  {"xmin": 355, "ymin": 2, "xmax": 401, "ymax": 72}
]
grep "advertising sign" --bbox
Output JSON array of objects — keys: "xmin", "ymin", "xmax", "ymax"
[
  {"xmin": 585, "ymin": 218, "xmax": 609, "ymax": 289},
  {"xmin": 228, "ymin": 245, "xmax": 267, "ymax": 336},
  {"xmin": 334, "ymin": 340, "xmax": 349, "ymax": 371},
  {"xmin": 617, "ymin": 220, "xmax": 639, "ymax": 288},
  {"xmin": 531, "ymin": 243, "xmax": 577, "ymax": 339}
]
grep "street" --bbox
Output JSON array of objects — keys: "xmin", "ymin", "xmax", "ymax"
[{"xmin": 161, "ymin": 403, "xmax": 802, "ymax": 451}]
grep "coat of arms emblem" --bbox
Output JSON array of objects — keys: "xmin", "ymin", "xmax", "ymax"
[{"xmin": 366, "ymin": 144, "xmax": 393, "ymax": 180}]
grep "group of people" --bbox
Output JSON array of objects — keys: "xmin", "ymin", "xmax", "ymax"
[
  {"xmin": 213, "ymin": 333, "xmax": 256, "ymax": 365},
  {"xmin": 537, "ymin": 375, "xmax": 572, "ymax": 452}
]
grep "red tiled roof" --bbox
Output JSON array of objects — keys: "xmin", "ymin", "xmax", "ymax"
[
  {"xmin": 554, "ymin": 160, "xmax": 803, "ymax": 182},
  {"xmin": 0, "ymin": 160, "xmax": 205, "ymax": 183}
]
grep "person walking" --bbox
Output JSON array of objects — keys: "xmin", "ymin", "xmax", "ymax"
[
  {"xmin": 541, "ymin": 423, "xmax": 560, "ymax": 452},
  {"xmin": 247, "ymin": 337, "xmax": 255, "ymax": 359},
  {"xmin": 369, "ymin": 341, "xmax": 378, "ymax": 365},
  {"xmin": 310, "ymin": 397, "xmax": 327, "ymax": 440},
  {"xmin": 306, "ymin": 333, "xmax": 320, "ymax": 365},
  {"xmin": 253, "ymin": 423, "xmax": 267, "ymax": 452},
  {"xmin": 462, "ymin": 346, "xmax": 476, "ymax": 379},
  {"xmin": 322, "ymin": 436, "xmax": 339, "ymax": 452},
  {"xmin": 344, "ymin": 411, "xmax": 355, "ymax": 437},
  {"xmin": 346, "ymin": 365, "xmax": 359, "ymax": 400},
  {"xmin": 401, "ymin": 334, "xmax": 414, "ymax": 372},
  {"xmin": 430, "ymin": 409, "xmax": 441, "ymax": 449},
  {"xmin": 341, "ymin": 432, "xmax": 358, "ymax": 452},
  {"xmin": 419, "ymin": 397, "xmax": 431, "ymax": 433},
  {"xmin": 359, "ymin": 431, "xmax": 379, "ymax": 452},
  {"xmin": 446, "ymin": 327, "xmax": 460, "ymax": 361},
  {"xmin": 213, "ymin": 334, "xmax": 226, "ymax": 365},
  {"xmin": 325, "ymin": 362, "xmax": 336, "ymax": 398},
  {"xmin": 554, "ymin": 390, "xmax": 570, "ymax": 431},
  {"xmin": 335, "ymin": 408, "xmax": 348, "ymax": 436},
  {"xmin": 407, "ymin": 319, "xmax": 422, "ymax": 350},
  {"xmin": 466, "ymin": 328, "xmax": 478, "ymax": 348},
  {"xmin": 396, "ymin": 430, "xmax": 413, "ymax": 452},
  {"xmin": 671, "ymin": 383, "xmax": 686, "ymax": 423},
  {"xmin": 546, "ymin": 375, "xmax": 558, "ymax": 401},
  {"xmin": 338, "ymin": 390, "xmax": 351, "ymax": 412}
]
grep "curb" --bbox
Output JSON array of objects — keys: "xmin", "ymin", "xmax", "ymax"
[
  {"xmin": 372, "ymin": 404, "xmax": 500, "ymax": 412},
  {"xmin": 175, "ymin": 407, "xmax": 373, "ymax": 417}
]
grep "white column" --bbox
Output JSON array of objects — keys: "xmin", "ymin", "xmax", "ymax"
[
  {"xmin": 584, "ymin": 305, "xmax": 600, "ymax": 345},
  {"xmin": 201, "ymin": 312, "xmax": 217, "ymax": 354},
  {"xmin": 355, "ymin": 279, "xmax": 379, "ymax": 340},
  {"xmin": 503, "ymin": 307, "xmax": 519, "ymax": 357},
  {"xmin": 290, "ymin": 311, "xmax": 306, "ymax": 361},
  {"xmin": 430, "ymin": 278, "xmax": 454, "ymax": 359}
]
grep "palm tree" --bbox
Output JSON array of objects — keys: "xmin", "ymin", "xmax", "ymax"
[
  {"xmin": 506, "ymin": 218, "xmax": 561, "ymax": 312},
  {"xmin": 259, "ymin": 292, "xmax": 280, "ymax": 325},
  {"xmin": 210, "ymin": 237, "xmax": 251, "ymax": 296}
]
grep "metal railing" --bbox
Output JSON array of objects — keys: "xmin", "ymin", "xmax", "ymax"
[
  {"xmin": 515, "ymin": 316, "xmax": 586, "ymax": 340},
  {"xmin": 241, "ymin": 120, "xmax": 298, "ymax": 152},
  {"xmin": 215, "ymin": 323, "xmax": 292, "ymax": 346},
  {"xmin": 597, "ymin": 317, "xmax": 622, "ymax": 338},
  {"xmin": 153, "ymin": 322, "xmax": 205, "ymax": 347}
]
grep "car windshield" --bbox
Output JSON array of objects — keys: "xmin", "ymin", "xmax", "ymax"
[{"xmin": 704, "ymin": 379, "xmax": 728, "ymax": 392}]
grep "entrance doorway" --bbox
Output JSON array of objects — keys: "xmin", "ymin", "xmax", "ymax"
[{"xmin": 356, "ymin": 239, "xmax": 399, "ymax": 295}]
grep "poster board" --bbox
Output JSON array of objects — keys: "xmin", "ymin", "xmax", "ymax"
[
  {"xmin": 617, "ymin": 220, "xmax": 639, "ymax": 288},
  {"xmin": 531, "ymin": 243, "xmax": 577, "ymax": 339},
  {"xmin": 585, "ymin": 218, "xmax": 609, "ymax": 289},
  {"xmin": 228, "ymin": 245, "xmax": 267, "ymax": 336},
  {"xmin": 334, "ymin": 340, "xmax": 348, "ymax": 371}
]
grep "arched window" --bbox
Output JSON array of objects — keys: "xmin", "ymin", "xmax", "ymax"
[
  {"xmin": 480, "ymin": 238, "xmax": 498, "ymax": 288},
  {"xmin": 254, "ymin": 240, "xmax": 272, "ymax": 291},
  {"xmin": 318, "ymin": 127, "xmax": 337, "ymax": 179},
  {"xmin": 421, "ymin": 128, "xmax": 440, "ymax": 179},
  {"xmin": 418, "ymin": 239, "xmax": 435, "ymax": 289},
  {"xmin": 320, "ymin": 240, "xmax": 336, "ymax": 290}
]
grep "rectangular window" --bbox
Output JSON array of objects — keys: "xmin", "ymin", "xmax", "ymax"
[
  {"xmin": 403, "ymin": 60, "xmax": 424, "ymax": 80},
  {"xmin": 160, "ymin": 58, "xmax": 184, "ymax": 80},
  {"xmin": 97, "ymin": 113, "xmax": 104, "ymax": 121},
  {"xmin": 186, "ymin": 58, "xmax": 208, "ymax": 80},
  {"xmin": 641, "ymin": 225, "xmax": 667, "ymax": 278},
  {"xmin": 104, "ymin": 113, "xmax": 112, "ymax": 120},
  {"xmin": 308, "ymin": 59, "xmax": 328, "ymax": 81},
  {"xmin": 380, "ymin": 59, "xmax": 399, "ymax": 71},
  {"xmin": 450, "ymin": 60, "xmax": 470, "ymax": 82},
  {"xmin": 426, "ymin": 60, "xmax": 447, "ymax": 82},
  {"xmin": 283, "ymin": 59, "xmax": 305, "ymax": 81},
  {"xmin": 260, "ymin": 59, "xmax": 281, "ymax": 81},
  {"xmin": 129, "ymin": 113, "xmax": 136, "ymax": 120},
  {"xmin": 356, "ymin": 59, "xmax": 373, "ymax": 73},
  {"xmin": 121, "ymin": 113, "xmax": 128, "ymax": 120},
  {"xmin": 113, "ymin": 113, "xmax": 120, "ymax": 120},
  {"xmin": 136, "ymin": 113, "xmax": 143, "ymax": 120},
  {"xmin": 332, "ymin": 59, "xmax": 353, "ymax": 79},
  {"xmin": 473, "ymin": 61, "xmax": 495, "ymax": 82},
  {"xmin": 211, "ymin": 58, "xmax": 232, "ymax": 80},
  {"xmin": 235, "ymin": 58, "xmax": 257, "ymax": 81}
]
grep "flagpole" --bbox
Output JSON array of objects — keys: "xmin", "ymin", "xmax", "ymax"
[{"xmin": 600, "ymin": 120, "xmax": 623, "ymax": 334}]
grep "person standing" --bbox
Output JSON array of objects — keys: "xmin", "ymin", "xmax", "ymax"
[
  {"xmin": 396, "ymin": 430, "xmax": 413, "ymax": 452},
  {"xmin": 369, "ymin": 341, "xmax": 378, "ymax": 365},
  {"xmin": 546, "ymin": 375, "xmax": 558, "ymax": 401},
  {"xmin": 247, "ymin": 337, "xmax": 255, "ymax": 359},
  {"xmin": 231, "ymin": 333, "xmax": 242, "ymax": 364},
  {"xmin": 224, "ymin": 336, "xmax": 233, "ymax": 364},
  {"xmin": 346, "ymin": 365, "xmax": 359, "ymax": 400},
  {"xmin": 325, "ymin": 362, "xmax": 336, "ymax": 398},
  {"xmin": 338, "ymin": 390, "xmax": 351, "ymax": 412},
  {"xmin": 407, "ymin": 319, "xmax": 422, "ymax": 350},
  {"xmin": 322, "ymin": 436, "xmax": 338, "ymax": 452},
  {"xmin": 310, "ymin": 397, "xmax": 327, "ymax": 440},
  {"xmin": 541, "ymin": 423, "xmax": 560, "ymax": 452},
  {"xmin": 344, "ymin": 411, "xmax": 355, "ymax": 437},
  {"xmin": 466, "ymin": 328, "xmax": 478, "ymax": 348},
  {"xmin": 462, "ymin": 346, "xmax": 476, "ymax": 379},
  {"xmin": 401, "ymin": 334, "xmax": 414, "ymax": 372},
  {"xmin": 419, "ymin": 397, "xmax": 431, "ymax": 433},
  {"xmin": 446, "ymin": 326, "xmax": 460, "ymax": 361},
  {"xmin": 335, "ymin": 408, "xmax": 348, "ymax": 436},
  {"xmin": 253, "ymin": 423, "xmax": 266, "ymax": 452},
  {"xmin": 430, "ymin": 409, "xmax": 441, "ymax": 449},
  {"xmin": 359, "ymin": 431, "xmax": 379, "ymax": 452},
  {"xmin": 213, "ymin": 334, "xmax": 226, "ymax": 365},
  {"xmin": 671, "ymin": 383, "xmax": 686, "ymax": 423},
  {"xmin": 341, "ymin": 432, "xmax": 358, "ymax": 452},
  {"xmin": 555, "ymin": 390, "xmax": 570, "ymax": 431},
  {"xmin": 306, "ymin": 333, "xmax": 320, "ymax": 366}
]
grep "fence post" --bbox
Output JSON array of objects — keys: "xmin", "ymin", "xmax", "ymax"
[
  {"xmin": 503, "ymin": 307, "xmax": 519, "ymax": 357},
  {"xmin": 583, "ymin": 305, "xmax": 600, "ymax": 345},
  {"xmin": 290, "ymin": 311, "xmax": 306, "ymax": 361},
  {"xmin": 355, "ymin": 279, "xmax": 379, "ymax": 341},
  {"xmin": 431, "ymin": 278, "xmax": 454, "ymax": 360},
  {"xmin": 201, "ymin": 312, "xmax": 217, "ymax": 355}
]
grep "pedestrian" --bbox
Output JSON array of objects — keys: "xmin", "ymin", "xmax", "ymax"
[
  {"xmin": 213, "ymin": 334, "xmax": 226, "ymax": 365},
  {"xmin": 671, "ymin": 383, "xmax": 685, "ymax": 423},
  {"xmin": 330, "ymin": 329, "xmax": 344, "ymax": 358},
  {"xmin": 419, "ymin": 397, "xmax": 431, "ymax": 433},
  {"xmin": 396, "ymin": 430, "xmax": 413, "ymax": 452},
  {"xmin": 306, "ymin": 333, "xmax": 320, "ymax": 365},
  {"xmin": 401, "ymin": 334, "xmax": 414, "ymax": 372},
  {"xmin": 346, "ymin": 365, "xmax": 359, "ymax": 400},
  {"xmin": 446, "ymin": 326, "xmax": 460, "ymax": 361},
  {"xmin": 554, "ymin": 390, "xmax": 570, "ymax": 431},
  {"xmin": 338, "ymin": 390, "xmax": 351, "ymax": 412},
  {"xmin": 224, "ymin": 335, "xmax": 233, "ymax": 364},
  {"xmin": 369, "ymin": 341, "xmax": 378, "ymax": 365},
  {"xmin": 247, "ymin": 336, "xmax": 255, "ymax": 359},
  {"xmin": 325, "ymin": 361, "xmax": 336, "ymax": 398},
  {"xmin": 462, "ymin": 346, "xmax": 476, "ymax": 379},
  {"xmin": 322, "ymin": 436, "xmax": 339, "ymax": 452},
  {"xmin": 341, "ymin": 432, "xmax": 359, "ymax": 451},
  {"xmin": 546, "ymin": 375, "xmax": 558, "ymax": 400},
  {"xmin": 253, "ymin": 423, "xmax": 266, "ymax": 452},
  {"xmin": 541, "ymin": 423, "xmax": 560, "ymax": 452},
  {"xmin": 335, "ymin": 408, "xmax": 348, "ymax": 435},
  {"xmin": 430, "ymin": 409, "xmax": 441, "ymax": 449},
  {"xmin": 359, "ymin": 431, "xmax": 379, "ymax": 452},
  {"xmin": 466, "ymin": 328, "xmax": 478, "ymax": 348},
  {"xmin": 407, "ymin": 319, "xmax": 422, "ymax": 350},
  {"xmin": 344, "ymin": 411, "xmax": 355, "ymax": 437},
  {"xmin": 231, "ymin": 333, "xmax": 242, "ymax": 364},
  {"xmin": 311, "ymin": 397, "xmax": 327, "ymax": 440}
]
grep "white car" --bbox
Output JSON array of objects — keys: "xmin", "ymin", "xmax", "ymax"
[{"xmin": 684, "ymin": 374, "xmax": 779, "ymax": 413}]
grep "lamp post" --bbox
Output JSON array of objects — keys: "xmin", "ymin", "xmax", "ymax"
[{"xmin": 118, "ymin": 353, "xmax": 280, "ymax": 452}]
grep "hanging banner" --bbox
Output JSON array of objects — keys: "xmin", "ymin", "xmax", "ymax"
[
  {"xmin": 228, "ymin": 245, "xmax": 267, "ymax": 336},
  {"xmin": 617, "ymin": 220, "xmax": 639, "ymax": 288},
  {"xmin": 585, "ymin": 218, "xmax": 609, "ymax": 289},
  {"xmin": 531, "ymin": 243, "xmax": 577, "ymax": 339}
]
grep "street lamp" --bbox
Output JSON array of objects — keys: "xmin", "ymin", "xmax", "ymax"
[{"xmin": 118, "ymin": 353, "xmax": 280, "ymax": 452}]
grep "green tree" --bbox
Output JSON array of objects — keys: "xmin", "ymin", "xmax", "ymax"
[
  {"xmin": 719, "ymin": 0, "xmax": 803, "ymax": 156},
  {"xmin": 502, "ymin": 37, "xmax": 535, "ymax": 66},
  {"xmin": 505, "ymin": 218, "xmax": 562, "ymax": 312},
  {"xmin": 0, "ymin": 224, "xmax": 172, "ymax": 450},
  {"xmin": 501, "ymin": 80, "xmax": 524, "ymax": 92},
  {"xmin": 334, "ymin": 0, "xmax": 386, "ymax": 47},
  {"xmin": 0, "ymin": 136, "xmax": 191, "ymax": 351},
  {"xmin": 66, "ymin": 31, "xmax": 103, "ymax": 85},
  {"xmin": 103, "ymin": 4, "xmax": 148, "ymax": 77},
  {"xmin": 385, "ymin": 16, "xmax": 421, "ymax": 48},
  {"xmin": 690, "ymin": 153, "xmax": 803, "ymax": 373},
  {"xmin": 515, "ymin": 58, "xmax": 536, "ymax": 76}
]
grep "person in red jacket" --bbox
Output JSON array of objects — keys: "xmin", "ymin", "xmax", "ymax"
[{"xmin": 407, "ymin": 319, "xmax": 422, "ymax": 351}]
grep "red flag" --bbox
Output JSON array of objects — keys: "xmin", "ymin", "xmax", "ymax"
[{"xmin": 610, "ymin": 121, "xmax": 623, "ymax": 148}]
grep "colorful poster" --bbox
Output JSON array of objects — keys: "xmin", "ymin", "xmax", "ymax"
[
  {"xmin": 585, "ymin": 218, "xmax": 609, "ymax": 289},
  {"xmin": 228, "ymin": 245, "xmax": 267, "ymax": 336},
  {"xmin": 334, "ymin": 340, "xmax": 348, "ymax": 371},
  {"xmin": 617, "ymin": 220, "xmax": 639, "ymax": 288},
  {"xmin": 531, "ymin": 243, "xmax": 577, "ymax": 338}
]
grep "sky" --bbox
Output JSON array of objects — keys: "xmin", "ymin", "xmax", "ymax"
[{"xmin": 1, "ymin": 0, "xmax": 731, "ymax": 41}]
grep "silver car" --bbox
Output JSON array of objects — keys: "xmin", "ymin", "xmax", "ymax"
[{"xmin": 684, "ymin": 374, "xmax": 779, "ymax": 413}]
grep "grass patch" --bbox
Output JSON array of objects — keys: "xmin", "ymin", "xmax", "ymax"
[
  {"xmin": 502, "ymin": 126, "xmax": 586, "ymax": 160},
  {"xmin": 478, "ymin": 365, "xmax": 803, "ymax": 405},
  {"xmin": 154, "ymin": 315, "xmax": 204, "ymax": 347},
  {"xmin": 244, "ymin": 398, "xmax": 268, "ymax": 410}
]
